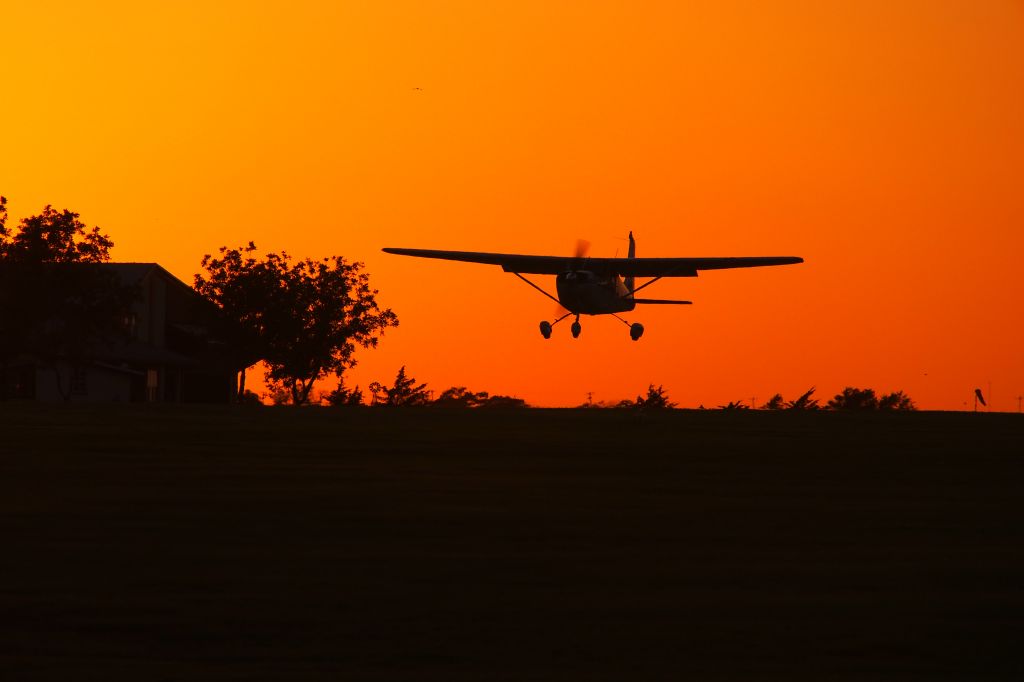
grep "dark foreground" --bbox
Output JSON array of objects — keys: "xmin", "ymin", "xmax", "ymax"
[{"xmin": 2, "ymin": 405, "xmax": 1022, "ymax": 680}]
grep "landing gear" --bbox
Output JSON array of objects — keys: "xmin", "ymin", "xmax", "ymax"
[
  {"xmin": 571, "ymin": 316, "xmax": 582, "ymax": 338},
  {"xmin": 539, "ymin": 312, "xmax": 573, "ymax": 339},
  {"xmin": 629, "ymin": 322, "xmax": 644, "ymax": 341}
]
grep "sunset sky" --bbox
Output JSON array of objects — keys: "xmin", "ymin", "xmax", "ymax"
[{"xmin": 3, "ymin": 1, "xmax": 1022, "ymax": 409}]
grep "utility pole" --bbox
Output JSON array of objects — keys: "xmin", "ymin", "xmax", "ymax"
[{"xmin": 1018, "ymin": 395, "xmax": 1022, "ymax": 413}]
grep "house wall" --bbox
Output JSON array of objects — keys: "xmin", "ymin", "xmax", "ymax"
[{"xmin": 33, "ymin": 363, "xmax": 133, "ymax": 402}]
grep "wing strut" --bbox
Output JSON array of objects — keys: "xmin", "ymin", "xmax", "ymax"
[
  {"xmin": 629, "ymin": 276, "xmax": 664, "ymax": 295},
  {"xmin": 511, "ymin": 272, "xmax": 562, "ymax": 307}
]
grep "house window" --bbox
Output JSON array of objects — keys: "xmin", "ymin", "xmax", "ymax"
[
  {"xmin": 123, "ymin": 313, "xmax": 138, "ymax": 339},
  {"xmin": 70, "ymin": 368, "xmax": 88, "ymax": 396},
  {"xmin": 147, "ymin": 368, "xmax": 159, "ymax": 402}
]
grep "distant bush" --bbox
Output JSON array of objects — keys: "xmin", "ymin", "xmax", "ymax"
[
  {"xmin": 618, "ymin": 384, "xmax": 676, "ymax": 410},
  {"xmin": 323, "ymin": 379, "xmax": 364, "ymax": 407},
  {"xmin": 877, "ymin": 390, "xmax": 916, "ymax": 411},
  {"xmin": 826, "ymin": 387, "xmax": 916, "ymax": 411},
  {"xmin": 369, "ymin": 366, "xmax": 431, "ymax": 406}
]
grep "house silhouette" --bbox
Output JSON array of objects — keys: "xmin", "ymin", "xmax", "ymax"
[{"xmin": 3, "ymin": 263, "xmax": 242, "ymax": 402}]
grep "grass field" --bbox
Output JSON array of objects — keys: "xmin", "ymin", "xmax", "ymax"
[{"xmin": 2, "ymin": 405, "xmax": 1022, "ymax": 680}]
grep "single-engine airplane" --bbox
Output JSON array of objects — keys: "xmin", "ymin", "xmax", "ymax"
[{"xmin": 383, "ymin": 233, "xmax": 802, "ymax": 341}]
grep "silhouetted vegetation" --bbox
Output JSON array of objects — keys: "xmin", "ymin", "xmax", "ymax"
[
  {"xmin": 360, "ymin": 367, "xmax": 529, "ymax": 408},
  {"xmin": 433, "ymin": 386, "xmax": 490, "ymax": 408},
  {"xmin": 878, "ymin": 390, "xmax": 916, "ymax": 411},
  {"xmin": 322, "ymin": 378, "xmax": 365, "ymax": 407},
  {"xmin": 617, "ymin": 384, "xmax": 676, "ymax": 410},
  {"xmin": 0, "ymin": 199, "xmax": 135, "ymax": 400},
  {"xmin": 194, "ymin": 243, "xmax": 397, "ymax": 405},
  {"xmin": 718, "ymin": 400, "xmax": 750, "ymax": 410},
  {"xmin": 827, "ymin": 387, "xmax": 916, "ymax": 411},
  {"xmin": 369, "ymin": 366, "xmax": 432, "ymax": 406},
  {"xmin": 787, "ymin": 387, "xmax": 821, "ymax": 410}
]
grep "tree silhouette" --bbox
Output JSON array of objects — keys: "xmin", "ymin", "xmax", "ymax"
[
  {"xmin": 763, "ymin": 393, "xmax": 785, "ymax": 410},
  {"xmin": 619, "ymin": 384, "xmax": 676, "ymax": 410},
  {"xmin": 827, "ymin": 387, "xmax": 878, "ymax": 411},
  {"xmin": 718, "ymin": 400, "xmax": 749, "ymax": 410},
  {"xmin": 433, "ymin": 386, "xmax": 489, "ymax": 408},
  {"xmin": 369, "ymin": 366, "xmax": 431, "ymax": 406},
  {"xmin": 478, "ymin": 394, "xmax": 528, "ymax": 409},
  {"xmin": 195, "ymin": 243, "xmax": 398, "ymax": 405},
  {"xmin": 786, "ymin": 387, "xmax": 820, "ymax": 410},
  {"xmin": 323, "ymin": 378, "xmax": 365, "ymax": 407},
  {"xmin": 877, "ymin": 390, "xmax": 916, "ymax": 411},
  {"xmin": 0, "ymin": 200, "xmax": 133, "ymax": 400}
]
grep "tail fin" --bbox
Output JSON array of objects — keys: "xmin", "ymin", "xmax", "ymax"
[{"xmin": 625, "ymin": 231, "xmax": 636, "ymax": 294}]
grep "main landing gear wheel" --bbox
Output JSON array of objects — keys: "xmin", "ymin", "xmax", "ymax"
[
  {"xmin": 629, "ymin": 322, "xmax": 645, "ymax": 341},
  {"xmin": 571, "ymin": 316, "xmax": 582, "ymax": 338},
  {"xmin": 539, "ymin": 321, "xmax": 552, "ymax": 339}
]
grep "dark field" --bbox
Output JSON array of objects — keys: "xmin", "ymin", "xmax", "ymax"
[{"xmin": 2, "ymin": 405, "xmax": 1022, "ymax": 680}]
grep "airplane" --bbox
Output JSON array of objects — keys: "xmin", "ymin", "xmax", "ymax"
[{"xmin": 382, "ymin": 232, "xmax": 802, "ymax": 341}]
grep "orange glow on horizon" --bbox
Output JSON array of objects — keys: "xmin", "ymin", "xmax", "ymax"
[{"xmin": 2, "ymin": 1, "xmax": 1022, "ymax": 409}]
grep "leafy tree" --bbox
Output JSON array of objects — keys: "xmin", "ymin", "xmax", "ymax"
[
  {"xmin": 433, "ymin": 386, "xmax": 489, "ymax": 408},
  {"xmin": 619, "ymin": 384, "xmax": 676, "ymax": 410},
  {"xmin": 195, "ymin": 243, "xmax": 398, "ymax": 405},
  {"xmin": 718, "ymin": 400, "xmax": 749, "ymax": 410},
  {"xmin": 369, "ymin": 366, "xmax": 431, "ymax": 406},
  {"xmin": 238, "ymin": 389, "xmax": 263, "ymax": 405},
  {"xmin": 827, "ymin": 387, "xmax": 878, "ymax": 411},
  {"xmin": 878, "ymin": 390, "xmax": 916, "ymax": 411},
  {"xmin": 763, "ymin": 393, "xmax": 785, "ymax": 410},
  {"xmin": 479, "ymin": 394, "xmax": 528, "ymax": 409},
  {"xmin": 786, "ymin": 387, "xmax": 820, "ymax": 410},
  {"xmin": 323, "ymin": 378, "xmax": 365, "ymax": 407},
  {"xmin": 0, "ymin": 201, "xmax": 133, "ymax": 400},
  {"xmin": 264, "ymin": 382, "xmax": 293, "ymax": 405},
  {"xmin": 1, "ymin": 204, "xmax": 113, "ymax": 263}
]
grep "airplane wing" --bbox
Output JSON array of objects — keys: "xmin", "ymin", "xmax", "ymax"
[{"xmin": 382, "ymin": 248, "xmax": 803, "ymax": 277}]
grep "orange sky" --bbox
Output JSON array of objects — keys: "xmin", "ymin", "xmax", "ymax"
[{"xmin": 3, "ymin": 1, "xmax": 1023, "ymax": 409}]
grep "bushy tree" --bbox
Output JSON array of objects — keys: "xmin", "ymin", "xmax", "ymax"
[
  {"xmin": 827, "ymin": 387, "xmax": 878, "ymax": 411},
  {"xmin": 763, "ymin": 393, "xmax": 785, "ymax": 410},
  {"xmin": 878, "ymin": 390, "xmax": 916, "ymax": 411},
  {"xmin": 323, "ymin": 378, "xmax": 365, "ymax": 407},
  {"xmin": 619, "ymin": 384, "xmax": 676, "ymax": 410},
  {"xmin": 718, "ymin": 400, "xmax": 749, "ymax": 410},
  {"xmin": 786, "ymin": 387, "xmax": 820, "ymax": 410},
  {"xmin": 479, "ymin": 394, "xmax": 528, "ymax": 409},
  {"xmin": 369, "ymin": 366, "xmax": 431, "ymax": 406},
  {"xmin": 195, "ymin": 243, "xmax": 398, "ymax": 405},
  {"xmin": 433, "ymin": 386, "xmax": 489, "ymax": 408}
]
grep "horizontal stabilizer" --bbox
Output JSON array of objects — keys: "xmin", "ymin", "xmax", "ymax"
[{"xmin": 632, "ymin": 298, "xmax": 693, "ymax": 305}]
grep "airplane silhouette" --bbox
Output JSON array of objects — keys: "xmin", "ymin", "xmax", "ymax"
[{"xmin": 383, "ymin": 232, "xmax": 802, "ymax": 340}]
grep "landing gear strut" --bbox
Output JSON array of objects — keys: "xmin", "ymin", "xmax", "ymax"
[
  {"xmin": 539, "ymin": 312, "xmax": 573, "ymax": 339},
  {"xmin": 611, "ymin": 314, "xmax": 644, "ymax": 341},
  {"xmin": 570, "ymin": 316, "xmax": 582, "ymax": 338}
]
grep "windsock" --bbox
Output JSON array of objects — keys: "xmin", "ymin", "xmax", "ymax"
[{"xmin": 974, "ymin": 388, "xmax": 987, "ymax": 406}]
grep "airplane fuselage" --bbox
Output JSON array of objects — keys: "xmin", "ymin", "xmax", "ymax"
[{"xmin": 555, "ymin": 271, "xmax": 635, "ymax": 315}]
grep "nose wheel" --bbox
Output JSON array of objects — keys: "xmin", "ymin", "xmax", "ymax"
[{"xmin": 571, "ymin": 317, "xmax": 582, "ymax": 338}]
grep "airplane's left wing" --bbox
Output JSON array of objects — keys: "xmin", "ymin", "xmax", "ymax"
[
  {"xmin": 382, "ymin": 248, "xmax": 803, "ymax": 276},
  {"xmin": 381, "ymin": 248, "xmax": 572, "ymax": 274}
]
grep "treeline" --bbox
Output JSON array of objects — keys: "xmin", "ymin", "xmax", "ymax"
[
  {"xmin": 251, "ymin": 366, "xmax": 529, "ymax": 408},
  {"xmin": 578, "ymin": 385, "xmax": 916, "ymax": 412}
]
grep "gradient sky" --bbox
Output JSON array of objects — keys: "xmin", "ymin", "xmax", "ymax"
[{"xmin": 3, "ymin": 1, "xmax": 1022, "ymax": 409}]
